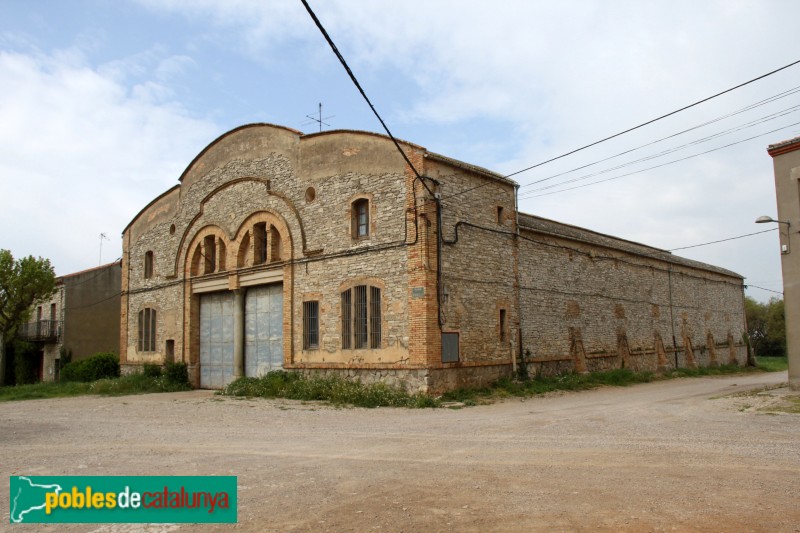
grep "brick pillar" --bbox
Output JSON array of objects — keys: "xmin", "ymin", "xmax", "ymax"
[{"xmin": 405, "ymin": 148, "xmax": 441, "ymax": 368}]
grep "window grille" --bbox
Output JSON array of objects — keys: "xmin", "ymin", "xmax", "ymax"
[
  {"xmin": 138, "ymin": 308, "xmax": 156, "ymax": 352},
  {"xmin": 370, "ymin": 286, "xmax": 381, "ymax": 349},
  {"xmin": 354, "ymin": 285, "xmax": 368, "ymax": 349},
  {"xmin": 303, "ymin": 301, "xmax": 319, "ymax": 350},
  {"xmin": 341, "ymin": 289, "xmax": 351, "ymax": 349},
  {"xmin": 341, "ymin": 285, "xmax": 382, "ymax": 350}
]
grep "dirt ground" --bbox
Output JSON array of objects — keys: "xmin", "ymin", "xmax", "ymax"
[{"xmin": 1, "ymin": 371, "xmax": 798, "ymax": 533}]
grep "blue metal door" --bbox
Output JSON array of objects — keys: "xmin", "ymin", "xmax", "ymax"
[
  {"xmin": 245, "ymin": 283, "xmax": 284, "ymax": 377},
  {"xmin": 199, "ymin": 291, "xmax": 235, "ymax": 388}
]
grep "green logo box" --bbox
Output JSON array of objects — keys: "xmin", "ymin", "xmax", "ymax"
[{"xmin": 9, "ymin": 475, "xmax": 237, "ymax": 523}]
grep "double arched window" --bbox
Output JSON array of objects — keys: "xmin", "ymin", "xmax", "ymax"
[{"xmin": 341, "ymin": 285, "xmax": 381, "ymax": 349}]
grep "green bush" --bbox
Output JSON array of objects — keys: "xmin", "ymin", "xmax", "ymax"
[
  {"xmin": 60, "ymin": 352, "xmax": 120, "ymax": 383},
  {"xmin": 142, "ymin": 363, "xmax": 162, "ymax": 378},
  {"xmin": 222, "ymin": 371, "xmax": 436, "ymax": 408},
  {"xmin": 163, "ymin": 361, "xmax": 189, "ymax": 387}
]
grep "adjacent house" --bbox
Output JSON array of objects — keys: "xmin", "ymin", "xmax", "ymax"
[
  {"xmin": 120, "ymin": 124, "xmax": 747, "ymax": 392},
  {"xmin": 20, "ymin": 261, "xmax": 121, "ymax": 381},
  {"xmin": 767, "ymin": 135, "xmax": 800, "ymax": 389}
]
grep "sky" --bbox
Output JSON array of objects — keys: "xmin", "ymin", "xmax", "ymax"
[{"xmin": 1, "ymin": 0, "xmax": 798, "ymax": 302}]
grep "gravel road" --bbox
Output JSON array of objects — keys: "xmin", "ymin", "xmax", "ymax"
[{"xmin": 1, "ymin": 371, "xmax": 798, "ymax": 532}]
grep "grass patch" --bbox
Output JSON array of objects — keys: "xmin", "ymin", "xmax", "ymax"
[
  {"xmin": 441, "ymin": 368, "xmax": 656, "ymax": 404},
  {"xmin": 761, "ymin": 396, "xmax": 800, "ymax": 414},
  {"xmin": 664, "ymin": 363, "xmax": 758, "ymax": 378},
  {"xmin": 220, "ymin": 371, "xmax": 438, "ymax": 408},
  {"xmin": 757, "ymin": 356, "xmax": 788, "ymax": 373},
  {"xmin": 0, "ymin": 373, "xmax": 191, "ymax": 403}
]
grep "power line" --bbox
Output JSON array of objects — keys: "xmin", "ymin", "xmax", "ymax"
[
  {"xmin": 516, "ymin": 85, "xmax": 800, "ymax": 190},
  {"xmin": 520, "ymin": 102, "xmax": 800, "ymax": 193},
  {"xmin": 299, "ymin": 0, "xmax": 430, "ymax": 192},
  {"xmin": 506, "ymin": 58, "xmax": 800, "ymax": 179},
  {"xmin": 441, "ymin": 59, "xmax": 800, "ymax": 203},
  {"xmin": 523, "ymin": 119, "xmax": 800, "ymax": 198},
  {"xmin": 667, "ymin": 228, "xmax": 777, "ymax": 252},
  {"xmin": 745, "ymin": 284, "xmax": 784, "ymax": 296}
]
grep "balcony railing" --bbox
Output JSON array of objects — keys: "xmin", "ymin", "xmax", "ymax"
[{"xmin": 19, "ymin": 320, "xmax": 62, "ymax": 342}]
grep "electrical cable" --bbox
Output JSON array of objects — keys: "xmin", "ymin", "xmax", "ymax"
[
  {"xmin": 299, "ymin": 0, "xmax": 431, "ymax": 192},
  {"xmin": 441, "ymin": 59, "xmax": 800, "ymax": 202},
  {"xmin": 666, "ymin": 228, "xmax": 777, "ymax": 252},
  {"xmin": 523, "ymin": 119, "xmax": 800, "ymax": 198},
  {"xmin": 745, "ymin": 284, "xmax": 784, "ymax": 295},
  {"xmin": 518, "ymin": 104, "xmax": 800, "ymax": 194},
  {"xmin": 516, "ymin": 86, "xmax": 800, "ymax": 190},
  {"xmin": 506, "ymin": 58, "xmax": 800, "ymax": 179}
]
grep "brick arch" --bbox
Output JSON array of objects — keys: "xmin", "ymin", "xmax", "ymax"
[
  {"xmin": 233, "ymin": 210, "xmax": 294, "ymax": 268},
  {"xmin": 183, "ymin": 225, "xmax": 231, "ymax": 277},
  {"xmin": 172, "ymin": 177, "xmax": 316, "ymax": 277}
]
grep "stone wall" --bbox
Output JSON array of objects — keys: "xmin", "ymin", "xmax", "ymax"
[
  {"xmin": 121, "ymin": 123, "xmax": 749, "ymax": 392},
  {"xmin": 517, "ymin": 219, "xmax": 748, "ymax": 376}
]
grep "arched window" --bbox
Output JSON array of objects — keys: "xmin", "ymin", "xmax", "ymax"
[
  {"xmin": 138, "ymin": 308, "xmax": 156, "ymax": 352},
  {"xmin": 351, "ymin": 198, "xmax": 369, "ymax": 239},
  {"xmin": 341, "ymin": 285, "xmax": 381, "ymax": 349},
  {"xmin": 144, "ymin": 251, "xmax": 154, "ymax": 279}
]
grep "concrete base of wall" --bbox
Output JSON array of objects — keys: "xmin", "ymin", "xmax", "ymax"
[
  {"xmin": 523, "ymin": 344, "xmax": 749, "ymax": 378},
  {"xmin": 140, "ymin": 343, "xmax": 750, "ymax": 393}
]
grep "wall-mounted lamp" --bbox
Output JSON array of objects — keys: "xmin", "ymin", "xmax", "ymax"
[{"xmin": 755, "ymin": 215, "xmax": 791, "ymax": 253}]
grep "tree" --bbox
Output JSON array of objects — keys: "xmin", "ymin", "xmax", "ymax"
[
  {"xmin": 0, "ymin": 249, "xmax": 56, "ymax": 384},
  {"xmin": 744, "ymin": 296, "xmax": 786, "ymax": 357}
]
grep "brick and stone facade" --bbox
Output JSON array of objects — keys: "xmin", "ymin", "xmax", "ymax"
[{"xmin": 121, "ymin": 123, "xmax": 748, "ymax": 393}]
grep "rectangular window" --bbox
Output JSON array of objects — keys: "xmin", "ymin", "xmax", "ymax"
[
  {"xmin": 341, "ymin": 289, "xmax": 352, "ymax": 349},
  {"xmin": 499, "ymin": 308, "xmax": 507, "ymax": 342},
  {"xmin": 303, "ymin": 301, "xmax": 319, "ymax": 350},
  {"xmin": 138, "ymin": 308, "xmax": 157, "ymax": 352},
  {"xmin": 497, "ymin": 206, "xmax": 504, "ymax": 224},
  {"xmin": 50, "ymin": 303, "xmax": 56, "ymax": 321},
  {"xmin": 254, "ymin": 223, "xmax": 267, "ymax": 265},
  {"xmin": 144, "ymin": 251, "xmax": 154, "ymax": 279},
  {"xmin": 354, "ymin": 285, "xmax": 368, "ymax": 349},
  {"xmin": 370, "ymin": 286, "xmax": 381, "ymax": 349},
  {"xmin": 203, "ymin": 235, "xmax": 216, "ymax": 274},
  {"xmin": 352, "ymin": 199, "xmax": 370, "ymax": 239}
]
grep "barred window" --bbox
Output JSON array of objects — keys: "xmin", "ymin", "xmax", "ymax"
[
  {"xmin": 138, "ymin": 308, "xmax": 156, "ymax": 352},
  {"xmin": 303, "ymin": 301, "xmax": 319, "ymax": 350},
  {"xmin": 341, "ymin": 290, "xmax": 352, "ymax": 349},
  {"xmin": 341, "ymin": 285, "xmax": 381, "ymax": 349}
]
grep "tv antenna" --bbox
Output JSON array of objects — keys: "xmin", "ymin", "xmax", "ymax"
[
  {"xmin": 99, "ymin": 233, "xmax": 109, "ymax": 265},
  {"xmin": 302, "ymin": 103, "xmax": 334, "ymax": 132}
]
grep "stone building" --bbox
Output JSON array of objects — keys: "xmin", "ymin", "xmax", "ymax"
[
  {"xmin": 120, "ymin": 124, "xmax": 748, "ymax": 392},
  {"xmin": 20, "ymin": 261, "xmax": 121, "ymax": 381}
]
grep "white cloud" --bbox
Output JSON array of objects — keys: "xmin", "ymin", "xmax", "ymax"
[{"xmin": 0, "ymin": 47, "xmax": 217, "ymax": 275}]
